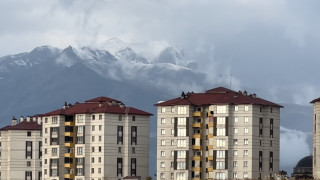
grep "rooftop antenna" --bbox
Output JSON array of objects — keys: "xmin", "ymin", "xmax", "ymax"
[{"xmin": 229, "ymin": 73, "xmax": 232, "ymax": 90}]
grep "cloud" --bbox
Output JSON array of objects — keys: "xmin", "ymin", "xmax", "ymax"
[{"xmin": 280, "ymin": 126, "xmax": 312, "ymax": 172}]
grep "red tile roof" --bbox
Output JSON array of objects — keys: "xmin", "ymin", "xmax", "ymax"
[
  {"xmin": 42, "ymin": 96, "xmax": 152, "ymax": 116},
  {"xmin": 0, "ymin": 121, "xmax": 42, "ymax": 131},
  {"xmin": 311, "ymin": 97, "xmax": 320, "ymax": 104},
  {"xmin": 155, "ymin": 87, "xmax": 283, "ymax": 108}
]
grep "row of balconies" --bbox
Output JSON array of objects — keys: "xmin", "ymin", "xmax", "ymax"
[{"xmin": 192, "ymin": 111, "xmax": 214, "ymax": 118}]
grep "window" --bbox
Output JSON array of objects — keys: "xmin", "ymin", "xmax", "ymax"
[
  {"xmin": 244, "ymin": 117, "xmax": 249, "ymax": 123},
  {"xmin": 92, "ymin": 136, "xmax": 95, "ymax": 142},
  {"xmin": 233, "ymin": 139, "xmax": 238, "ymax": 145},
  {"xmin": 117, "ymin": 126, "xmax": 123, "ymax": 144},
  {"xmin": 119, "ymin": 115, "xmax": 122, "ymax": 121},
  {"xmin": 244, "ymin": 161, "xmax": 248, "ymax": 167},
  {"xmin": 177, "ymin": 106, "xmax": 187, "ymax": 114},
  {"xmin": 27, "ymin": 131, "xmax": 31, "ymax": 136},
  {"xmin": 215, "ymin": 172, "xmax": 226, "ymax": 179},
  {"xmin": 45, "ymin": 118, "xmax": 48, "ymax": 123},
  {"xmin": 244, "ymin": 139, "xmax": 248, "ymax": 145},
  {"xmin": 244, "ymin": 105, "xmax": 249, "ymax": 111},
  {"xmin": 171, "ymin": 107, "xmax": 175, "ymax": 112},
  {"xmin": 270, "ymin": 107, "xmax": 273, "ymax": 113},
  {"xmin": 92, "ymin": 147, "xmax": 95, "ymax": 152},
  {"xmin": 244, "ymin": 128, "xmax": 249, "ymax": 134},
  {"xmin": 235, "ymin": 105, "xmax": 239, "ymax": 111},
  {"xmin": 216, "ymin": 161, "xmax": 225, "ymax": 169},
  {"xmin": 27, "ymin": 161, "xmax": 31, "ymax": 166},
  {"xmin": 92, "ymin": 125, "xmax": 95, "ymax": 131},
  {"xmin": 160, "ymin": 173, "xmax": 165, "ymax": 178},
  {"xmin": 161, "ymin": 118, "xmax": 166, "ymax": 124},
  {"xmin": 234, "ymin": 117, "xmax": 238, "ymax": 123},
  {"xmin": 177, "ymin": 162, "xmax": 186, "ymax": 169},
  {"xmin": 77, "ymin": 136, "xmax": 84, "ymax": 144},
  {"xmin": 77, "ymin": 147, "xmax": 83, "ymax": 155},
  {"xmin": 177, "ymin": 128, "xmax": 186, "ymax": 136},
  {"xmin": 171, "ymin": 173, "xmax": 174, "ymax": 179},
  {"xmin": 217, "ymin": 117, "xmax": 225, "ymax": 125},
  {"xmin": 217, "ymin": 128, "xmax": 226, "ymax": 136},
  {"xmin": 234, "ymin": 128, "xmax": 238, "ymax": 134},
  {"xmin": 233, "ymin": 161, "xmax": 237, "ymax": 167},
  {"xmin": 177, "ymin": 151, "xmax": 186, "ymax": 158},
  {"xmin": 161, "ymin": 129, "xmax": 166, "ymax": 135},
  {"xmin": 99, "ymin": 157, "xmax": 101, "ymax": 163},
  {"xmin": 91, "ymin": 157, "xmax": 95, "ymax": 163},
  {"xmin": 77, "ymin": 126, "xmax": 84, "ymax": 133},
  {"xmin": 217, "ymin": 106, "xmax": 227, "ymax": 113},
  {"xmin": 99, "ymin": 136, "xmax": 102, "ymax": 141},
  {"xmin": 98, "ymin": 168, "xmax": 101, "ymax": 173},
  {"xmin": 99, "ymin": 114, "xmax": 102, "ymax": 120},
  {"xmin": 177, "ymin": 118, "xmax": 186, "ymax": 125},
  {"xmin": 92, "ymin": 115, "xmax": 95, "ymax": 120},
  {"xmin": 233, "ymin": 150, "xmax": 238, "ymax": 156},
  {"xmin": 161, "ymin": 162, "xmax": 165, "ymax": 168},
  {"xmin": 99, "ymin": 125, "xmax": 102, "ymax": 131},
  {"xmin": 177, "ymin": 140, "xmax": 186, "ymax": 147},
  {"xmin": 161, "ymin": 107, "xmax": 166, "ymax": 113},
  {"xmin": 52, "ymin": 148, "xmax": 57, "ymax": 156},
  {"xmin": 171, "ymin": 151, "xmax": 174, "ymax": 157},
  {"xmin": 244, "ymin": 172, "xmax": 248, "ymax": 178},
  {"xmin": 161, "ymin": 151, "xmax": 166, "ymax": 157},
  {"xmin": 132, "ymin": 147, "xmax": 135, "ymax": 154},
  {"xmin": 171, "ymin": 129, "xmax": 174, "ymax": 135},
  {"xmin": 171, "ymin": 118, "xmax": 175, "ymax": 124},
  {"xmin": 91, "ymin": 168, "xmax": 94, "ymax": 173},
  {"xmin": 77, "ymin": 168, "xmax": 84, "ymax": 176},
  {"xmin": 233, "ymin": 173, "xmax": 238, "ymax": 178},
  {"xmin": 217, "ymin": 150, "xmax": 225, "ymax": 158},
  {"xmin": 161, "ymin": 140, "xmax": 166, "ymax": 146},
  {"xmin": 118, "ymin": 147, "xmax": 122, "ymax": 153},
  {"xmin": 52, "ymin": 117, "xmax": 58, "ymax": 124},
  {"xmin": 77, "ymin": 115, "xmax": 84, "ymax": 123},
  {"xmin": 244, "ymin": 150, "xmax": 248, "ymax": 156},
  {"xmin": 176, "ymin": 172, "xmax": 186, "ymax": 180},
  {"xmin": 171, "ymin": 140, "xmax": 174, "ymax": 146},
  {"xmin": 45, "ymin": 128, "xmax": 47, "ymax": 133},
  {"xmin": 217, "ymin": 139, "xmax": 226, "ymax": 147}
]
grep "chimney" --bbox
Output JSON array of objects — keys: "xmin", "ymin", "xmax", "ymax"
[
  {"xmin": 11, "ymin": 116, "xmax": 17, "ymax": 126},
  {"xmin": 243, "ymin": 90, "xmax": 247, "ymax": 96},
  {"xmin": 37, "ymin": 117, "xmax": 42, "ymax": 125},
  {"xmin": 20, "ymin": 116, "xmax": 24, "ymax": 123},
  {"xmin": 63, "ymin": 101, "xmax": 67, "ymax": 109},
  {"xmin": 252, "ymin": 93, "xmax": 257, "ymax": 98},
  {"xmin": 26, "ymin": 116, "xmax": 31, "ymax": 122}
]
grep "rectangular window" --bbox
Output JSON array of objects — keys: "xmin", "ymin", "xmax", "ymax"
[
  {"xmin": 244, "ymin": 161, "xmax": 248, "ymax": 167},
  {"xmin": 217, "ymin": 139, "xmax": 226, "ymax": 147},
  {"xmin": 244, "ymin": 105, "xmax": 249, "ymax": 111},
  {"xmin": 77, "ymin": 115, "xmax": 84, "ymax": 123},
  {"xmin": 117, "ymin": 126, "xmax": 123, "ymax": 144},
  {"xmin": 117, "ymin": 158, "xmax": 123, "ymax": 176},
  {"xmin": 177, "ymin": 151, "xmax": 186, "ymax": 158},
  {"xmin": 161, "ymin": 129, "xmax": 166, "ymax": 135},
  {"xmin": 92, "ymin": 115, "xmax": 95, "ymax": 120},
  {"xmin": 216, "ymin": 150, "xmax": 225, "ymax": 158},
  {"xmin": 234, "ymin": 117, "xmax": 238, "ymax": 123},
  {"xmin": 177, "ymin": 118, "xmax": 186, "ymax": 125},
  {"xmin": 171, "ymin": 107, "xmax": 175, "ymax": 112},
  {"xmin": 177, "ymin": 161, "xmax": 186, "ymax": 169},
  {"xmin": 244, "ymin": 128, "xmax": 249, "ymax": 134},
  {"xmin": 244, "ymin": 150, "xmax": 248, "ymax": 156},
  {"xmin": 216, "ymin": 161, "xmax": 225, "ymax": 169},
  {"xmin": 131, "ymin": 126, "xmax": 137, "ymax": 145},
  {"xmin": 52, "ymin": 117, "xmax": 58, "ymax": 124},
  {"xmin": 77, "ymin": 126, "xmax": 84, "ymax": 133},
  {"xmin": 161, "ymin": 151, "xmax": 166, "ymax": 157},
  {"xmin": 217, "ymin": 117, "xmax": 225, "ymax": 125},
  {"xmin": 233, "ymin": 139, "xmax": 238, "ymax": 145},
  {"xmin": 92, "ymin": 136, "xmax": 95, "ymax": 142},
  {"xmin": 99, "ymin": 125, "xmax": 102, "ymax": 131},
  {"xmin": 27, "ymin": 131, "xmax": 31, "ymax": 136},
  {"xmin": 270, "ymin": 118, "xmax": 274, "ymax": 138},
  {"xmin": 77, "ymin": 147, "xmax": 83, "ymax": 155},
  {"xmin": 161, "ymin": 118, "xmax": 166, "ymax": 124},
  {"xmin": 119, "ymin": 115, "xmax": 122, "ymax": 121},
  {"xmin": 177, "ymin": 106, "xmax": 187, "ymax": 114},
  {"xmin": 92, "ymin": 125, "xmax": 95, "ymax": 131},
  {"xmin": 161, "ymin": 140, "xmax": 166, "ymax": 146},
  {"xmin": 27, "ymin": 161, "xmax": 31, "ymax": 166},
  {"xmin": 132, "ymin": 116, "xmax": 135, "ymax": 121},
  {"xmin": 99, "ymin": 136, "xmax": 102, "ymax": 141},
  {"xmin": 233, "ymin": 173, "xmax": 238, "ymax": 178},
  {"xmin": 233, "ymin": 161, "xmax": 237, "ymax": 167},
  {"xmin": 177, "ymin": 128, "xmax": 186, "ymax": 136},
  {"xmin": 171, "ymin": 118, "xmax": 175, "ymax": 124},
  {"xmin": 99, "ymin": 114, "xmax": 102, "ymax": 120},
  {"xmin": 177, "ymin": 140, "xmax": 186, "ymax": 147},
  {"xmin": 234, "ymin": 128, "xmax": 238, "ymax": 134},
  {"xmin": 259, "ymin": 118, "xmax": 263, "ymax": 137},
  {"xmin": 233, "ymin": 150, "xmax": 238, "ymax": 156},
  {"xmin": 161, "ymin": 107, "xmax": 166, "ymax": 113},
  {"xmin": 132, "ymin": 147, "xmax": 135, "ymax": 154},
  {"xmin": 217, "ymin": 106, "xmax": 226, "ymax": 113},
  {"xmin": 244, "ymin": 117, "xmax": 249, "ymax": 123},
  {"xmin": 217, "ymin": 128, "xmax": 226, "ymax": 136},
  {"xmin": 52, "ymin": 148, "xmax": 57, "ymax": 156},
  {"xmin": 235, "ymin": 105, "xmax": 239, "ymax": 111}
]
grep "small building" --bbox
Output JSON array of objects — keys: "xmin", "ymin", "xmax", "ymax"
[
  {"xmin": 0, "ymin": 116, "xmax": 42, "ymax": 180},
  {"xmin": 291, "ymin": 156, "xmax": 313, "ymax": 179}
]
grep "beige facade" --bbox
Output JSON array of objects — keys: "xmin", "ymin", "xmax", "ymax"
[
  {"xmin": 0, "ymin": 117, "xmax": 42, "ymax": 180},
  {"xmin": 156, "ymin": 87, "xmax": 281, "ymax": 180},
  {"xmin": 41, "ymin": 97, "xmax": 151, "ymax": 180},
  {"xmin": 312, "ymin": 99, "xmax": 320, "ymax": 179}
]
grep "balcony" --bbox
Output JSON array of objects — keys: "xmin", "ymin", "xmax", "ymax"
[
  {"xmin": 192, "ymin": 178, "xmax": 200, "ymax": 180},
  {"xmin": 192, "ymin": 167, "xmax": 201, "ymax": 172},
  {"xmin": 192, "ymin": 156, "xmax": 201, "ymax": 161},
  {"xmin": 64, "ymin": 153, "xmax": 74, "ymax": 158},
  {"xmin": 192, "ymin": 122, "xmax": 203, "ymax": 128},
  {"xmin": 192, "ymin": 145, "xmax": 202, "ymax": 150},
  {"xmin": 192, "ymin": 111, "xmax": 203, "ymax": 118},
  {"xmin": 65, "ymin": 142, "xmax": 74, "ymax": 147},
  {"xmin": 64, "ymin": 174, "xmax": 73, "ymax": 178},
  {"xmin": 64, "ymin": 132, "xmax": 74, "ymax": 137},
  {"xmin": 64, "ymin": 163, "xmax": 72, "ymax": 168},
  {"xmin": 192, "ymin": 134, "xmax": 201, "ymax": 139},
  {"xmin": 208, "ymin": 156, "xmax": 214, "ymax": 161},
  {"xmin": 208, "ymin": 145, "xmax": 213, "ymax": 150},
  {"xmin": 208, "ymin": 134, "xmax": 214, "ymax": 138},
  {"xmin": 208, "ymin": 123, "xmax": 214, "ymax": 128},
  {"xmin": 208, "ymin": 167, "xmax": 213, "ymax": 172},
  {"xmin": 65, "ymin": 121, "xmax": 74, "ymax": 126}
]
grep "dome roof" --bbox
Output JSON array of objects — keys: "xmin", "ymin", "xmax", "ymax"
[{"xmin": 296, "ymin": 156, "xmax": 312, "ymax": 168}]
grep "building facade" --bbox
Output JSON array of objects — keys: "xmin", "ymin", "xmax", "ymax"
[
  {"xmin": 0, "ymin": 116, "xmax": 42, "ymax": 180},
  {"xmin": 311, "ymin": 97, "xmax": 320, "ymax": 179},
  {"xmin": 155, "ymin": 87, "xmax": 282, "ymax": 180},
  {"xmin": 41, "ymin": 97, "xmax": 152, "ymax": 180}
]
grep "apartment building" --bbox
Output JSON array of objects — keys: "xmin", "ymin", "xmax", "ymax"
[
  {"xmin": 0, "ymin": 116, "xmax": 42, "ymax": 180},
  {"xmin": 41, "ymin": 96, "xmax": 152, "ymax": 180},
  {"xmin": 155, "ymin": 87, "xmax": 282, "ymax": 180},
  {"xmin": 311, "ymin": 97, "xmax": 320, "ymax": 179}
]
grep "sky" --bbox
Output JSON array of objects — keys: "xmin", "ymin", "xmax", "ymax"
[
  {"xmin": 0, "ymin": 0, "xmax": 319, "ymax": 174},
  {"xmin": 1, "ymin": 0, "xmax": 320, "ymax": 105}
]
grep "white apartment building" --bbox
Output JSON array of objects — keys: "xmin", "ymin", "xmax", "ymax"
[
  {"xmin": 0, "ymin": 116, "xmax": 42, "ymax": 180},
  {"xmin": 312, "ymin": 97, "xmax": 320, "ymax": 179},
  {"xmin": 156, "ymin": 87, "xmax": 282, "ymax": 180},
  {"xmin": 41, "ymin": 96, "xmax": 151, "ymax": 180}
]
